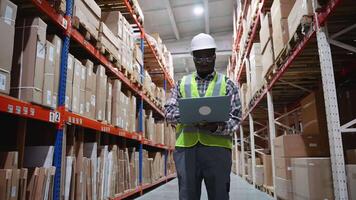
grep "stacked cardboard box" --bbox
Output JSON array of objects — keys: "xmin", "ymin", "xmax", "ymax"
[
  {"xmin": 0, "ymin": 0, "xmax": 17, "ymax": 94},
  {"xmin": 249, "ymin": 43, "xmax": 265, "ymax": 96},
  {"xmin": 346, "ymin": 149, "xmax": 356, "ymax": 199},
  {"xmin": 347, "ymin": 164, "xmax": 356, "ymax": 200},
  {"xmin": 291, "ymin": 158, "xmax": 334, "ymax": 199},
  {"xmin": 259, "ymin": 13, "xmax": 275, "ymax": 78},
  {"xmin": 247, "ymin": 158, "xmax": 261, "ymax": 182},
  {"xmin": 274, "ymin": 134, "xmax": 329, "ymax": 199},
  {"xmin": 287, "ymin": 0, "xmax": 313, "ymax": 41},
  {"xmin": 84, "ymin": 60, "xmax": 96, "ymax": 119},
  {"xmin": 271, "ymin": 0, "xmax": 296, "ymax": 59},
  {"xmin": 95, "ymin": 65, "xmax": 107, "ymax": 121},
  {"xmin": 263, "ymin": 154, "xmax": 273, "ymax": 187},
  {"xmin": 65, "ymin": 54, "xmax": 74, "ymax": 110},
  {"xmin": 47, "ymin": 35, "xmax": 62, "ymax": 108},
  {"xmin": 255, "ymin": 165, "xmax": 264, "ymax": 186},
  {"xmin": 300, "ymin": 91, "xmax": 328, "ymax": 136},
  {"xmin": 73, "ymin": 0, "xmax": 101, "ymax": 39},
  {"xmin": 11, "ymin": 17, "xmax": 47, "ymax": 105},
  {"xmin": 98, "ymin": 22, "xmax": 121, "ymax": 64}
]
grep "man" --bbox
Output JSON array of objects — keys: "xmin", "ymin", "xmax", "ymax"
[{"xmin": 164, "ymin": 33, "xmax": 241, "ymax": 200}]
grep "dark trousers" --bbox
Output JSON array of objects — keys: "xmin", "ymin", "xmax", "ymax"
[{"xmin": 173, "ymin": 143, "xmax": 232, "ymax": 200}]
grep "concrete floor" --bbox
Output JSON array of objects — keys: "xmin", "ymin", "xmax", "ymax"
[{"xmin": 137, "ymin": 174, "xmax": 273, "ymax": 200}]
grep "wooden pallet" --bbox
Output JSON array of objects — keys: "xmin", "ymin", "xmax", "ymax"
[
  {"xmin": 72, "ymin": 16, "xmax": 98, "ymax": 43},
  {"xmin": 249, "ymin": 84, "xmax": 267, "ymax": 107},
  {"xmin": 274, "ymin": 44, "xmax": 290, "ymax": 69},
  {"xmin": 263, "ymin": 185, "xmax": 274, "ymax": 197},
  {"xmin": 264, "ymin": 64, "xmax": 278, "ymax": 84},
  {"xmin": 96, "ymin": 42, "xmax": 121, "ymax": 68}
]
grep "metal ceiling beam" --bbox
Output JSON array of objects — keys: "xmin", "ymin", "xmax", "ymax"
[
  {"xmin": 163, "ymin": 0, "xmax": 180, "ymax": 40},
  {"xmin": 204, "ymin": 0, "xmax": 210, "ymax": 34}
]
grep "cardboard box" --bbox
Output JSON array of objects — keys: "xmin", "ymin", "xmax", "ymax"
[
  {"xmin": 255, "ymin": 165, "xmax": 264, "ymax": 186},
  {"xmin": 288, "ymin": 0, "xmax": 313, "ymax": 40},
  {"xmin": 0, "ymin": 0, "xmax": 17, "ymax": 94},
  {"xmin": 275, "ymin": 157, "xmax": 292, "ymax": 180},
  {"xmin": 346, "ymin": 165, "xmax": 356, "ymax": 200},
  {"xmin": 98, "ymin": 22, "xmax": 120, "ymax": 62},
  {"xmin": 84, "ymin": 60, "xmax": 96, "ymax": 118},
  {"xmin": 271, "ymin": 0, "xmax": 295, "ymax": 59},
  {"xmin": 275, "ymin": 177, "xmax": 293, "ymax": 200},
  {"xmin": 262, "ymin": 40, "xmax": 274, "ymax": 78},
  {"xmin": 133, "ymin": 44, "xmax": 143, "ymax": 66},
  {"xmin": 106, "ymin": 80, "xmax": 113, "ymax": 124},
  {"xmin": 347, "ymin": 149, "xmax": 356, "ymax": 164},
  {"xmin": 72, "ymin": 59, "xmax": 82, "ymax": 114},
  {"xmin": 259, "ymin": 13, "xmax": 272, "ymax": 53},
  {"xmin": 79, "ymin": 65, "xmax": 86, "ymax": 115},
  {"xmin": 263, "ymin": 155, "xmax": 273, "ymax": 186},
  {"xmin": 271, "ymin": 0, "xmax": 296, "ymax": 19},
  {"xmin": 273, "ymin": 134, "xmax": 329, "ymax": 158},
  {"xmin": 0, "ymin": 71, "xmax": 10, "ymax": 94},
  {"xmin": 129, "ymin": 94, "xmax": 137, "ymax": 132},
  {"xmin": 73, "ymin": 0, "xmax": 100, "ymax": 39},
  {"xmin": 12, "ymin": 17, "xmax": 47, "ymax": 104},
  {"xmin": 47, "ymin": 35, "xmax": 62, "ymax": 108},
  {"xmin": 95, "ymin": 65, "xmax": 107, "ymax": 121},
  {"xmin": 112, "ymin": 79, "xmax": 122, "ymax": 127},
  {"xmin": 65, "ymin": 54, "xmax": 74, "ymax": 110},
  {"xmin": 301, "ymin": 92, "xmax": 327, "ymax": 136},
  {"xmin": 43, "ymin": 41, "xmax": 55, "ymax": 108},
  {"xmin": 272, "ymin": 18, "xmax": 289, "ymax": 60},
  {"xmin": 101, "ymin": 11, "xmax": 124, "ymax": 39},
  {"xmin": 291, "ymin": 158, "xmax": 334, "ymax": 200}
]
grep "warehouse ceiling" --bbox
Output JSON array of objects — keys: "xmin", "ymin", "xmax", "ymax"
[{"xmin": 138, "ymin": 0, "xmax": 234, "ymax": 81}]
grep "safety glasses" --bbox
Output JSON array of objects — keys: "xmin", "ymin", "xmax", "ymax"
[{"xmin": 193, "ymin": 55, "xmax": 216, "ymax": 64}]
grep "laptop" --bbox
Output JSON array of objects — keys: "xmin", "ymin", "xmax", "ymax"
[{"xmin": 178, "ymin": 95, "xmax": 231, "ymax": 124}]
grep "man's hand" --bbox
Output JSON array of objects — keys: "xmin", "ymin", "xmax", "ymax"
[{"xmin": 194, "ymin": 122, "xmax": 225, "ymax": 133}]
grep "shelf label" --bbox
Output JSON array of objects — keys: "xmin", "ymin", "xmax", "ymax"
[
  {"xmin": 101, "ymin": 126, "xmax": 110, "ymax": 133},
  {"xmin": 62, "ymin": 18, "xmax": 67, "ymax": 29},
  {"xmin": 23, "ymin": 107, "xmax": 28, "ymax": 115},
  {"xmin": 7, "ymin": 104, "xmax": 13, "ymax": 113},
  {"xmin": 49, "ymin": 111, "xmax": 60, "ymax": 123},
  {"xmin": 15, "ymin": 106, "xmax": 21, "ymax": 114}
]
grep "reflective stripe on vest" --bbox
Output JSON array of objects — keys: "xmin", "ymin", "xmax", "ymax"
[{"xmin": 176, "ymin": 72, "xmax": 232, "ymax": 149}]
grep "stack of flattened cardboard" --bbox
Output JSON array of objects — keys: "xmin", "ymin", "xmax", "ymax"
[
  {"xmin": 0, "ymin": 151, "xmax": 27, "ymax": 200},
  {"xmin": 0, "ymin": 0, "xmax": 17, "ymax": 95},
  {"xmin": 23, "ymin": 146, "xmax": 56, "ymax": 200}
]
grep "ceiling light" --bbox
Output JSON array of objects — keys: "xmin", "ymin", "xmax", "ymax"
[
  {"xmin": 193, "ymin": 6, "xmax": 204, "ymax": 16},
  {"xmin": 347, "ymin": 52, "xmax": 354, "ymax": 55}
]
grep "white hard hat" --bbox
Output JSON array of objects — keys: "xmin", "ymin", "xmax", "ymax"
[{"xmin": 191, "ymin": 33, "xmax": 217, "ymax": 52}]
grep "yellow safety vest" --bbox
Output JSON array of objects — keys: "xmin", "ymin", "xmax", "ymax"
[{"xmin": 175, "ymin": 72, "xmax": 232, "ymax": 149}]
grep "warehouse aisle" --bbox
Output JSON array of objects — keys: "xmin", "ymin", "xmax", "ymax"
[{"xmin": 137, "ymin": 174, "xmax": 273, "ymax": 200}]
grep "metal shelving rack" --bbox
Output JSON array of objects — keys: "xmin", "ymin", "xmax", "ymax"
[
  {"xmin": 231, "ymin": 0, "xmax": 355, "ymax": 199},
  {"xmin": 0, "ymin": 0, "xmax": 176, "ymax": 199}
]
